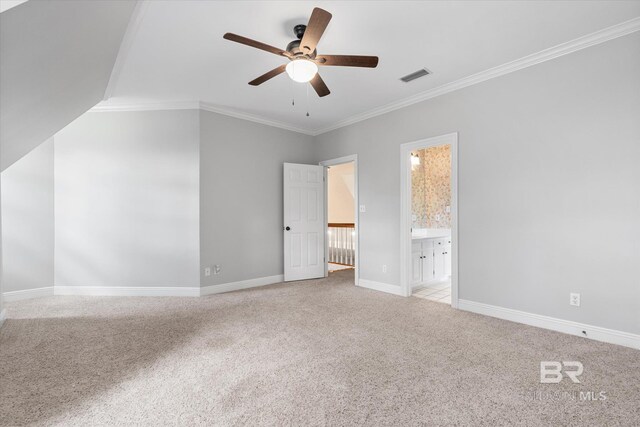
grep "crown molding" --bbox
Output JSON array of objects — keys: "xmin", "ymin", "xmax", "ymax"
[
  {"xmin": 90, "ymin": 17, "xmax": 640, "ymax": 137},
  {"xmin": 90, "ymin": 100, "xmax": 200, "ymax": 112},
  {"xmin": 103, "ymin": 0, "xmax": 149, "ymax": 101},
  {"xmin": 311, "ymin": 16, "xmax": 640, "ymax": 135},
  {"xmin": 89, "ymin": 100, "xmax": 315, "ymax": 136},
  {"xmin": 198, "ymin": 101, "xmax": 314, "ymax": 135}
]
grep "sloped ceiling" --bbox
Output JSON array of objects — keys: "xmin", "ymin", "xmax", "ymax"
[{"xmin": 0, "ymin": 0, "xmax": 136, "ymax": 171}]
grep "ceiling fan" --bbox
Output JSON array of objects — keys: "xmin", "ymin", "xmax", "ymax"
[{"xmin": 223, "ymin": 7, "xmax": 378, "ymax": 98}]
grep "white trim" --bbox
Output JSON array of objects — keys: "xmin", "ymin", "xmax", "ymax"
[
  {"xmin": 320, "ymin": 155, "xmax": 359, "ymax": 287},
  {"xmin": 89, "ymin": 100, "xmax": 315, "ymax": 136},
  {"xmin": 87, "ymin": 18, "xmax": 640, "ymax": 136},
  {"xmin": 358, "ymin": 279, "xmax": 405, "ymax": 297},
  {"xmin": 199, "ymin": 102, "xmax": 314, "ymax": 135},
  {"xmin": 400, "ymin": 133, "xmax": 459, "ymax": 304},
  {"xmin": 200, "ymin": 274, "xmax": 283, "ymax": 296},
  {"xmin": 458, "ymin": 299, "xmax": 640, "ymax": 350},
  {"xmin": 3, "ymin": 286, "xmax": 54, "ymax": 302},
  {"xmin": 0, "ymin": 309, "xmax": 6, "ymax": 329},
  {"xmin": 90, "ymin": 100, "xmax": 200, "ymax": 113},
  {"xmin": 54, "ymin": 285, "xmax": 200, "ymax": 297},
  {"xmin": 313, "ymin": 17, "xmax": 640, "ymax": 135},
  {"xmin": 103, "ymin": 0, "xmax": 149, "ymax": 100}
]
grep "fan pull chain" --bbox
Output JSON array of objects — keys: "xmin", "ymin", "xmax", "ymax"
[
  {"xmin": 291, "ymin": 78, "xmax": 295, "ymax": 106},
  {"xmin": 306, "ymin": 83, "xmax": 310, "ymax": 117}
]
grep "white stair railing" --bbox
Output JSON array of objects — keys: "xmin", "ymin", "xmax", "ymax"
[{"xmin": 328, "ymin": 223, "xmax": 355, "ymax": 266}]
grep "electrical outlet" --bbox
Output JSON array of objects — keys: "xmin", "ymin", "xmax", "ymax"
[
  {"xmin": 214, "ymin": 265, "xmax": 221, "ymax": 275},
  {"xmin": 204, "ymin": 267, "xmax": 211, "ymax": 277},
  {"xmin": 569, "ymin": 293, "xmax": 580, "ymax": 307},
  {"xmin": 382, "ymin": 264, "xmax": 387, "ymax": 273}
]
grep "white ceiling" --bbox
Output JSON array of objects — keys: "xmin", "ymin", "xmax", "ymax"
[{"xmin": 102, "ymin": 0, "xmax": 640, "ymax": 134}]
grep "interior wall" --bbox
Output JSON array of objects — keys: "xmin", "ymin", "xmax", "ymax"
[
  {"xmin": 328, "ymin": 162, "xmax": 355, "ymax": 224},
  {"xmin": 412, "ymin": 145, "xmax": 451, "ymax": 229},
  {"xmin": 1, "ymin": 138, "xmax": 54, "ymax": 293},
  {"xmin": 0, "ymin": 171, "xmax": 3, "ymax": 319},
  {"xmin": 199, "ymin": 110, "xmax": 315, "ymax": 287},
  {"xmin": 313, "ymin": 32, "xmax": 640, "ymax": 334},
  {"xmin": 54, "ymin": 110, "xmax": 200, "ymax": 288}
]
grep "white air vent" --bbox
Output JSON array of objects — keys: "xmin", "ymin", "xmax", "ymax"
[{"xmin": 400, "ymin": 68, "xmax": 431, "ymax": 83}]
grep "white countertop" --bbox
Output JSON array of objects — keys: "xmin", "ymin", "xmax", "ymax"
[{"xmin": 411, "ymin": 228, "xmax": 451, "ymax": 240}]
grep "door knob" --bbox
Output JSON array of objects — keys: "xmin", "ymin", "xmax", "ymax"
[{"xmin": 285, "ymin": 226, "xmax": 291, "ymax": 231}]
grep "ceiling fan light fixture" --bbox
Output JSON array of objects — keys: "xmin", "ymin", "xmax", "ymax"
[{"xmin": 286, "ymin": 59, "xmax": 318, "ymax": 83}]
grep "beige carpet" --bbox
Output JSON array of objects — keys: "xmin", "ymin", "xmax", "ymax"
[{"xmin": 1, "ymin": 270, "xmax": 638, "ymax": 426}]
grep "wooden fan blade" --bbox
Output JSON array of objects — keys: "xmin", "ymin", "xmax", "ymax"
[
  {"xmin": 223, "ymin": 33, "xmax": 290, "ymax": 57},
  {"xmin": 300, "ymin": 8, "xmax": 332, "ymax": 55},
  {"xmin": 315, "ymin": 55, "xmax": 379, "ymax": 68},
  {"xmin": 249, "ymin": 64, "xmax": 287, "ymax": 86},
  {"xmin": 310, "ymin": 73, "xmax": 330, "ymax": 97}
]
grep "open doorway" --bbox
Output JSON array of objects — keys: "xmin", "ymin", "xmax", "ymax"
[
  {"xmin": 400, "ymin": 133, "xmax": 458, "ymax": 306},
  {"xmin": 320, "ymin": 155, "xmax": 358, "ymax": 285}
]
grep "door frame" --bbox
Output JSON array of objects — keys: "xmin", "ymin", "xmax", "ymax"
[
  {"xmin": 319, "ymin": 154, "xmax": 359, "ymax": 286},
  {"xmin": 400, "ymin": 133, "xmax": 458, "ymax": 306}
]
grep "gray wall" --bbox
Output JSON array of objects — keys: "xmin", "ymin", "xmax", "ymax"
[
  {"xmin": 54, "ymin": 110, "xmax": 200, "ymax": 288},
  {"xmin": 199, "ymin": 110, "xmax": 315, "ymax": 287},
  {"xmin": 0, "ymin": 0, "xmax": 135, "ymax": 171},
  {"xmin": 313, "ymin": 33, "xmax": 640, "ymax": 334},
  {"xmin": 1, "ymin": 139, "xmax": 54, "ymax": 292},
  {"xmin": 0, "ymin": 170, "xmax": 3, "ymax": 317}
]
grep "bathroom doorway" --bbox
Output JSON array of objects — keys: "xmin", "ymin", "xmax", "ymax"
[{"xmin": 400, "ymin": 133, "xmax": 458, "ymax": 306}]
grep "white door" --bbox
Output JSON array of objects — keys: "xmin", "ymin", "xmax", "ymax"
[
  {"xmin": 434, "ymin": 247, "xmax": 446, "ymax": 280},
  {"xmin": 284, "ymin": 163, "xmax": 325, "ymax": 281},
  {"xmin": 422, "ymin": 248, "xmax": 434, "ymax": 283},
  {"xmin": 444, "ymin": 244, "xmax": 452, "ymax": 277}
]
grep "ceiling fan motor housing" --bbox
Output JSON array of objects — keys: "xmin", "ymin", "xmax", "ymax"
[
  {"xmin": 287, "ymin": 25, "xmax": 316, "ymax": 58},
  {"xmin": 286, "ymin": 39, "xmax": 316, "ymax": 58}
]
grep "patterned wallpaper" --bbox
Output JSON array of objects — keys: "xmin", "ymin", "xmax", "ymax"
[{"xmin": 411, "ymin": 145, "xmax": 451, "ymax": 229}]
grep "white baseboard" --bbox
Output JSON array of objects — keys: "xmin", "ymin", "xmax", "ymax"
[
  {"xmin": 7, "ymin": 276, "xmax": 285, "ymax": 299},
  {"xmin": 358, "ymin": 279, "xmax": 407, "ymax": 296},
  {"xmin": 54, "ymin": 286, "xmax": 200, "ymax": 297},
  {"xmin": 4, "ymin": 286, "xmax": 54, "ymax": 302},
  {"xmin": 0, "ymin": 309, "xmax": 6, "ymax": 329},
  {"xmin": 200, "ymin": 275, "xmax": 284, "ymax": 296},
  {"xmin": 458, "ymin": 299, "xmax": 640, "ymax": 350}
]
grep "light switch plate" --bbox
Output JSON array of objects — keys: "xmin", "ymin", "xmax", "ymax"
[{"xmin": 359, "ymin": 205, "xmax": 366, "ymax": 213}]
